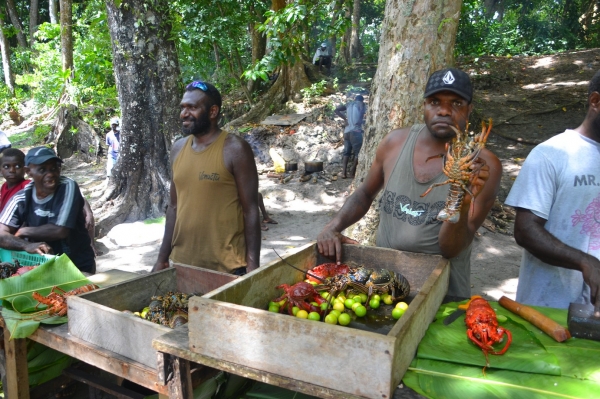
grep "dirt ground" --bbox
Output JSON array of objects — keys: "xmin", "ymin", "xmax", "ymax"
[{"xmin": 9, "ymin": 48, "xmax": 600, "ymax": 304}]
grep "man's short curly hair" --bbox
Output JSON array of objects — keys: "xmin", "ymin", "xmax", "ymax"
[{"xmin": 589, "ymin": 70, "xmax": 600, "ymax": 96}]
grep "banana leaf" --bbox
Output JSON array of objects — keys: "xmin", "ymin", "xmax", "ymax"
[
  {"xmin": 0, "ymin": 254, "xmax": 93, "ymax": 339},
  {"xmin": 418, "ymin": 301, "xmax": 560, "ymax": 375},
  {"xmin": 404, "ymin": 358, "xmax": 600, "ymax": 399}
]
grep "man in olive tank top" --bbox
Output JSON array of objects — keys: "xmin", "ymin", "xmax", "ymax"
[
  {"xmin": 152, "ymin": 81, "xmax": 261, "ymax": 275},
  {"xmin": 317, "ymin": 68, "xmax": 502, "ymax": 298}
]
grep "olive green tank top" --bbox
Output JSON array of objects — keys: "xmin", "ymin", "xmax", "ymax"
[
  {"xmin": 170, "ymin": 131, "xmax": 246, "ymax": 272},
  {"xmin": 375, "ymin": 124, "xmax": 472, "ymax": 298}
]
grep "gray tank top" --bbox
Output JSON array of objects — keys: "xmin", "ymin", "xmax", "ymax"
[{"xmin": 376, "ymin": 124, "xmax": 472, "ymax": 298}]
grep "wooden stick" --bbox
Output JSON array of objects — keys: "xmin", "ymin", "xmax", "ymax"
[{"xmin": 499, "ymin": 296, "xmax": 571, "ymax": 342}]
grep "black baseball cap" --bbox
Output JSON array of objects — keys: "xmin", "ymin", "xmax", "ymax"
[
  {"xmin": 25, "ymin": 146, "xmax": 62, "ymax": 166},
  {"xmin": 424, "ymin": 68, "xmax": 473, "ymax": 103}
]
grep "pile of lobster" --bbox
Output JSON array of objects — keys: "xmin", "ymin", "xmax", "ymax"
[
  {"xmin": 421, "ymin": 119, "xmax": 492, "ymax": 223},
  {"xmin": 31, "ymin": 283, "xmax": 99, "ymax": 318},
  {"xmin": 0, "ymin": 260, "xmax": 37, "ymax": 279},
  {"xmin": 145, "ymin": 291, "xmax": 192, "ymax": 329},
  {"xmin": 274, "ymin": 262, "xmax": 410, "ymax": 317}
]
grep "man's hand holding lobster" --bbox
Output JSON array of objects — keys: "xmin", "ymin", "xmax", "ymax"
[
  {"xmin": 463, "ymin": 157, "xmax": 490, "ymax": 207},
  {"xmin": 580, "ymin": 257, "xmax": 600, "ymax": 317}
]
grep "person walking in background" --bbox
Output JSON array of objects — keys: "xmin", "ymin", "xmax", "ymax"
[
  {"xmin": 335, "ymin": 95, "xmax": 366, "ymax": 178},
  {"xmin": 106, "ymin": 117, "xmax": 120, "ymax": 177}
]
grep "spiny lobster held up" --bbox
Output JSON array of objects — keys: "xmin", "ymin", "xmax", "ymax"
[
  {"xmin": 421, "ymin": 119, "xmax": 492, "ymax": 223},
  {"xmin": 273, "ymin": 281, "xmax": 326, "ymax": 315},
  {"xmin": 463, "ymin": 295, "xmax": 512, "ymax": 364},
  {"xmin": 31, "ymin": 284, "xmax": 99, "ymax": 318}
]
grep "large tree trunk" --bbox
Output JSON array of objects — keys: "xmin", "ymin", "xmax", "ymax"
[
  {"xmin": 337, "ymin": 6, "xmax": 351, "ymax": 65},
  {"xmin": 29, "ymin": 0, "xmax": 39, "ymax": 41},
  {"xmin": 349, "ymin": 0, "xmax": 362, "ymax": 59},
  {"xmin": 97, "ymin": 0, "xmax": 181, "ymax": 234},
  {"xmin": 49, "ymin": 0, "xmax": 58, "ymax": 24},
  {"xmin": 0, "ymin": 18, "xmax": 15, "ymax": 95},
  {"xmin": 329, "ymin": 0, "xmax": 343, "ymax": 60},
  {"xmin": 247, "ymin": 6, "xmax": 267, "ymax": 94},
  {"xmin": 6, "ymin": 0, "xmax": 28, "ymax": 47},
  {"xmin": 59, "ymin": 0, "xmax": 73, "ymax": 73},
  {"xmin": 347, "ymin": 0, "xmax": 462, "ymax": 245}
]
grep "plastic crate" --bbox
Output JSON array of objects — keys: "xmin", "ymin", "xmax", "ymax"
[{"xmin": 0, "ymin": 248, "xmax": 55, "ymax": 266}]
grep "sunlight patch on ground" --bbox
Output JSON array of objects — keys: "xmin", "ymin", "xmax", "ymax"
[
  {"xmin": 485, "ymin": 278, "xmax": 518, "ymax": 300},
  {"xmin": 522, "ymin": 80, "xmax": 588, "ymax": 90},
  {"xmin": 484, "ymin": 246, "xmax": 502, "ymax": 255},
  {"xmin": 531, "ymin": 56, "xmax": 555, "ymax": 69}
]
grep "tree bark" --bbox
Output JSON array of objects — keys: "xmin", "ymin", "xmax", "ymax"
[
  {"xmin": 347, "ymin": 0, "xmax": 463, "ymax": 245},
  {"xmin": 329, "ymin": 0, "xmax": 343, "ymax": 60},
  {"xmin": 349, "ymin": 0, "xmax": 362, "ymax": 59},
  {"xmin": 29, "ymin": 0, "xmax": 39, "ymax": 41},
  {"xmin": 59, "ymin": 0, "xmax": 73, "ymax": 73},
  {"xmin": 49, "ymin": 0, "xmax": 58, "ymax": 24},
  {"xmin": 5, "ymin": 0, "xmax": 28, "ymax": 47},
  {"xmin": 337, "ymin": 5, "xmax": 351, "ymax": 65},
  {"xmin": 247, "ymin": 9, "xmax": 267, "ymax": 94},
  {"xmin": 99, "ymin": 0, "xmax": 181, "ymax": 234},
  {"xmin": 0, "ymin": 17, "xmax": 15, "ymax": 95}
]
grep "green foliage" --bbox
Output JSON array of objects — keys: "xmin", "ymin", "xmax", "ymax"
[
  {"xmin": 33, "ymin": 124, "xmax": 52, "ymax": 144},
  {"xmin": 301, "ymin": 80, "xmax": 327, "ymax": 100},
  {"xmin": 456, "ymin": 0, "xmax": 598, "ymax": 56}
]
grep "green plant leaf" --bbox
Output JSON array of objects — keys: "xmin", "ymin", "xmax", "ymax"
[{"xmin": 405, "ymin": 359, "xmax": 600, "ymax": 399}]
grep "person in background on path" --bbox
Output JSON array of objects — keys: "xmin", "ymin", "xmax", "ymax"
[
  {"xmin": 0, "ymin": 130, "xmax": 11, "ymax": 154},
  {"xmin": 313, "ymin": 42, "xmax": 331, "ymax": 72},
  {"xmin": 317, "ymin": 68, "xmax": 502, "ymax": 298},
  {"xmin": 258, "ymin": 192, "xmax": 277, "ymax": 231},
  {"xmin": 504, "ymin": 70, "xmax": 600, "ymax": 315},
  {"xmin": 152, "ymin": 81, "xmax": 260, "ymax": 275},
  {"xmin": 106, "ymin": 117, "xmax": 121, "ymax": 177},
  {"xmin": 0, "ymin": 147, "xmax": 96, "ymax": 273},
  {"xmin": 335, "ymin": 95, "xmax": 366, "ymax": 179}
]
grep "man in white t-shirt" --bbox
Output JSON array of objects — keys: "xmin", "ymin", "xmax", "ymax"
[{"xmin": 505, "ymin": 71, "xmax": 600, "ymax": 315}]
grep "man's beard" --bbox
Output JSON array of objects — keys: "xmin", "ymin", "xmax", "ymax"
[{"xmin": 182, "ymin": 116, "xmax": 211, "ymax": 136}]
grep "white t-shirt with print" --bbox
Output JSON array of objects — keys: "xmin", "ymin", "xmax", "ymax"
[{"xmin": 505, "ymin": 129, "xmax": 600, "ymax": 308}]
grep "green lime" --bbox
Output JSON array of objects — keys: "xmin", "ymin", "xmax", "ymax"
[
  {"xmin": 359, "ymin": 293, "xmax": 368, "ymax": 303},
  {"xmin": 310, "ymin": 301, "xmax": 319, "ymax": 307},
  {"xmin": 344, "ymin": 298, "xmax": 355, "ymax": 309},
  {"xmin": 320, "ymin": 291, "xmax": 330, "ymax": 299},
  {"xmin": 268, "ymin": 304, "xmax": 280, "ymax": 313},
  {"xmin": 372, "ymin": 294, "xmax": 381, "ymax": 301},
  {"xmin": 292, "ymin": 306, "xmax": 300, "ymax": 316},
  {"xmin": 278, "ymin": 299, "xmax": 287, "ymax": 307},
  {"xmin": 382, "ymin": 294, "xmax": 393, "ymax": 305},
  {"xmin": 496, "ymin": 314, "xmax": 508, "ymax": 323},
  {"xmin": 353, "ymin": 295, "xmax": 362, "ymax": 303},
  {"xmin": 296, "ymin": 310, "xmax": 308, "ymax": 319},
  {"xmin": 396, "ymin": 301, "xmax": 409, "ymax": 311},
  {"xmin": 354, "ymin": 305, "xmax": 367, "ymax": 317},
  {"xmin": 320, "ymin": 302, "xmax": 330, "ymax": 311},
  {"xmin": 308, "ymin": 312, "xmax": 321, "ymax": 321},
  {"xmin": 337, "ymin": 295, "xmax": 347, "ymax": 303},
  {"xmin": 309, "ymin": 281, "xmax": 318, "ymax": 286},
  {"xmin": 268, "ymin": 301, "xmax": 279, "ymax": 307},
  {"xmin": 333, "ymin": 302, "xmax": 345, "ymax": 312},
  {"xmin": 351, "ymin": 302, "xmax": 362, "ymax": 312},
  {"xmin": 330, "ymin": 309, "xmax": 342, "ymax": 318},
  {"xmin": 338, "ymin": 313, "xmax": 351, "ymax": 326},
  {"xmin": 392, "ymin": 308, "xmax": 403, "ymax": 320},
  {"xmin": 369, "ymin": 298, "xmax": 380, "ymax": 309},
  {"xmin": 324, "ymin": 314, "xmax": 338, "ymax": 324}
]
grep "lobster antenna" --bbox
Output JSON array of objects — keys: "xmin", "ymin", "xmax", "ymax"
[{"xmin": 272, "ymin": 248, "xmax": 326, "ymax": 283}]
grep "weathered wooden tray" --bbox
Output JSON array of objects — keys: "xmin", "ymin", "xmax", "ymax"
[
  {"xmin": 187, "ymin": 243, "xmax": 449, "ymax": 399},
  {"xmin": 68, "ymin": 263, "xmax": 236, "ymax": 368}
]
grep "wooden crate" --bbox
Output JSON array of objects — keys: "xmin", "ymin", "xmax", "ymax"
[
  {"xmin": 68, "ymin": 263, "xmax": 237, "ymax": 368},
  {"xmin": 187, "ymin": 243, "xmax": 449, "ymax": 399}
]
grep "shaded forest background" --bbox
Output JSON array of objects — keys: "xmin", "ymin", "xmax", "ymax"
[{"xmin": 0, "ymin": 0, "xmax": 599, "ymax": 237}]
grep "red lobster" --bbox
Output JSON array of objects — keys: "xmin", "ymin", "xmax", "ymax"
[
  {"xmin": 421, "ymin": 119, "xmax": 492, "ymax": 223},
  {"xmin": 272, "ymin": 282, "xmax": 326, "ymax": 315},
  {"xmin": 305, "ymin": 263, "xmax": 350, "ymax": 283},
  {"xmin": 32, "ymin": 284, "xmax": 99, "ymax": 317},
  {"xmin": 463, "ymin": 296, "xmax": 511, "ymax": 364}
]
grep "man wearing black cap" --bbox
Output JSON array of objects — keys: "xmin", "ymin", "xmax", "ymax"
[
  {"xmin": 0, "ymin": 146, "xmax": 96, "ymax": 273},
  {"xmin": 317, "ymin": 67, "xmax": 502, "ymax": 298}
]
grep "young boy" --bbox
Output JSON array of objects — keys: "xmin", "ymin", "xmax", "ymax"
[{"xmin": 0, "ymin": 148, "xmax": 29, "ymax": 211}]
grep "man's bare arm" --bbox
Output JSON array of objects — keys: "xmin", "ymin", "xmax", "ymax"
[
  {"xmin": 226, "ymin": 136, "xmax": 261, "ymax": 272},
  {"xmin": 437, "ymin": 149, "xmax": 502, "ymax": 258},
  {"xmin": 15, "ymin": 224, "xmax": 70, "ymax": 241},
  {"xmin": 514, "ymin": 209, "xmax": 600, "ymax": 315},
  {"xmin": 0, "ymin": 224, "xmax": 52, "ymax": 254},
  {"xmin": 152, "ymin": 138, "xmax": 186, "ymax": 272},
  {"xmin": 316, "ymin": 131, "xmax": 396, "ymax": 263}
]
